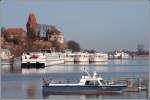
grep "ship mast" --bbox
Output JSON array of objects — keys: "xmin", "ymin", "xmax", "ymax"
[{"xmin": 83, "ymin": 67, "xmax": 91, "ymax": 78}]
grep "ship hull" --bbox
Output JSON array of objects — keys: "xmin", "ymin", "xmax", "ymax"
[
  {"xmin": 43, "ymin": 85, "xmax": 126, "ymax": 94},
  {"xmin": 21, "ymin": 63, "xmax": 45, "ymax": 68},
  {"xmin": 46, "ymin": 59, "xmax": 64, "ymax": 66}
]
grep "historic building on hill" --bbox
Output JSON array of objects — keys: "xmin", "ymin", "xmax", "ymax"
[
  {"xmin": 37, "ymin": 24, "xmax": 51, "ymax": 38},
  {"xmin": 26, "ymin": 13, "xmax": 38, "ymax": 37},
  {"xmin": 4, "ymin": 28, "xmax": 26, "ymax": 40},
  {"xmin": 26, "ymin": 13, "xmax": 64, "ymax": 43},
  {"xmin": 47, "ymin": 26, "xmax": 64, "ymax": 44}
]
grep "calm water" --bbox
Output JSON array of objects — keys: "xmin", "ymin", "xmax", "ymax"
[{"xmin": 1, "ymin": 59, "xmax": 149, "ymax": 99}]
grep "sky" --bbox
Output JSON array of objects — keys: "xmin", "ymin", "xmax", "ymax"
[{"xmin": 0, "ymin": 0, "xmax": 149, "ymax": 51}]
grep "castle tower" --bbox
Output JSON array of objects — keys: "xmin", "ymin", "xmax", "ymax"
[{"xmin": 26, "ymin": 13, "xmax": 38, "ymax": 37}]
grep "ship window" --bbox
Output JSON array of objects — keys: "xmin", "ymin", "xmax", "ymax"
[
  {"xmin": 100, "ymin": 80, "xmax": 105, "ymax": 85},
  {"xmin": 85, "ymin": 80, "xmax": 99, "ymax": 85}
]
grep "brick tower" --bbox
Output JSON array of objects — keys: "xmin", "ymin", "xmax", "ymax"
[{"xmin": 26, "ymin": 13, "xmax": 38, "ymax": 37}]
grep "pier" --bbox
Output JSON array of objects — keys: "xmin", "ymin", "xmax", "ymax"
[{"xmin": 112, "ymin": 77, "xmax": 148, "ymax": 92}]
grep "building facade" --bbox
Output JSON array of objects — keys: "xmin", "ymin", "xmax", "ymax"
[
  {"xmin": 26, "ymin": 13, "xmax": 38, "ymax": 37},
  {"xmin": 36, "ymin": 24, "xmax": 51, "ymax": 39},
  {"xmin": 26, "ymin": 13, "xmax": 64, "ymax": 43},
  {"xmin": 5, "ymin": 28, "xmax": 26, "ymax": 40},
  {"xmin": 47, "ymin": 26, "xmax": 64, "ymax": 44}
]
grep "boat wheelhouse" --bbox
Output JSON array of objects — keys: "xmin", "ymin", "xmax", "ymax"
[{"xmin": 43, "ymin": 69, "xmax": 127, "ymax": 94}]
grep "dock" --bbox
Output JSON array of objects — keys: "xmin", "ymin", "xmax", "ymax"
[{"xmin": 112, "ymin": 77, "xmax": 148, "ymax": 92}]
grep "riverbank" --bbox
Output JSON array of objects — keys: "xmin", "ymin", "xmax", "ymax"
[{"xmin": 132, "ymin": 55, "xmax": 149, "ymax": 60}]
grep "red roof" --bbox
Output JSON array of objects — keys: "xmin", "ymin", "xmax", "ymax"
[
  {"xmin": 6, "ymin": 28, "xmax": 26, "ymax": 34},
  {"xmin": 27, "ymin": 13, "xmax": 37, "ymax": 28}
]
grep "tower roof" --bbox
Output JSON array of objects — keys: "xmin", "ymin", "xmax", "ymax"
[{"xmin": 27, "ymin": 13, "xmax": 37, "ymax": 28}]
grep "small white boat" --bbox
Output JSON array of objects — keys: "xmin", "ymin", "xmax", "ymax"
[{"xmin": 43, "ymin": 69, "xmax": 127, "ymax": 94}]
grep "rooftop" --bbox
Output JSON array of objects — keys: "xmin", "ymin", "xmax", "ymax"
[
  {"xmin": 26, "ymin": 13, "xmax": 37, "ymax": 28},
  {"xmin": 6, "ymin": 28, "xmax": 26, "ymax": 34}
]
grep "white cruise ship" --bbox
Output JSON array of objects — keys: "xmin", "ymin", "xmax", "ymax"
[
  {"xmin": 21, "ymin": 51, "xmax": 64, "ymax": 68},
  {"xmin": 44, "ymin": 52, "xmax": 64, "ymax": 66},
  {"xmin": 74, "ymin": 52, "xmax": 89, "ymax": 62},
  {"xmin": 21, "ymin": 52, "xmax": 46, "ymax": 68},
  {"xmin": 113, "ymin": 51, "xmax": 129, "ymax": 59},
  {"xmin": 64, "ymin": 49, "xmax": 74, "ymax": 63},
  {"xmin": 89, "ymin": 52, "xmax": 108, "ymax": 62},
  {"xmin": 41, "ymin": 49, "xmax": 64, "ymax": 66},
  {"xmin": 0, "ymin": 49, "xmax": 13, "ymax": 65}
]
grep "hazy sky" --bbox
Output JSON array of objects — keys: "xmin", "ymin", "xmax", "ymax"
[{"xmin": 0, "ymin": 0, "xmax": 149, "ymax": 51}]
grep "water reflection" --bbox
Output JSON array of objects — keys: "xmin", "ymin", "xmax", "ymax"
[
  {"xmin": 27, "ymin": 85, "xmax": 36, "ymax": 99},
  {"xmin": 20, "ymin": 62, "xmax": 109, "ymax": 74},
  {"xmin": 89, "ymin": 61, "xmax": 108, "ymax": 65},
  {"xmin": 21, "ymin": 64, "xmax": 148, "ymax": 75},
  {"xmin": 22, "ymin": 68, "xmax": 37, "ymax": 74},
  {"xmin": 74, "ymin": 62, "xmax": 89, "ymax": 64},
  {"xmin": 42, "ymin": 90, "xmax": 148, "ymax": 99},
  {"xmin": 65, "ymin": 61, "xmax": 108, "ymax": 65},
  {"xmin": 1, "ymin": 64, "xmax": 21, "ymax": 74},
  {"xmin": 111, "ymin": 59, "xmax": 129, "ymax": 65},
  {"xmin": 65, "ymin": 62, "xmax": 74, "ymax": 65},
  {"xmin": 42, "ymin": 91, "xmax": 148, "ymax": 100},
  {"xmin": 2, "ymin": 59, "xmax": 148, "ymax": 75},
  {"xmin": 43, "ymin": 93, "xmax": 103, "ymax": 100},
  {"xmin": 21, "ymin": 68, "xmax": 47, "ymax": 74}
]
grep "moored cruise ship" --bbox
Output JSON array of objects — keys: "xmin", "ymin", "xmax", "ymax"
[
  {"xmin": 113, "ymin": 51, "xmax": 129, "ymax": 59},
  {"xmin": 21, "ymin": 50, "xmax": 65, "ymax": 68},
  {"xmin": 89, "ymin": 52, "xmax": 108, "ymax": 62},
  {"xmin": 41, "ymin": 49, "xmax": 64, "ymax": 66},
  {"xmin": 21, "ymin": 52, "xmax": 46, "ymax": 68},
  {"xmin": 44, "ymin": 52, "xmax": 64, "ymax": 66},
  {"xmin": 64, "ymin": 49, "xmax": 74, "ymax": 63},
  {"xmin": 74, "ymin": 52, "xmax": 89, "ymax": 62},
  {"xmin": 0, "ymin": 49, "xmax": 14, "ymax": 65}
]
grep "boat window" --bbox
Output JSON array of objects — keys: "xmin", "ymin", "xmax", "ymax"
[
  {"xmin": 85, "ymin": 80, "xmax": 99, "ymax": 85},
  {"xmin": 100, "ymin": 80, "xmax": 105, "ymax": 85}
]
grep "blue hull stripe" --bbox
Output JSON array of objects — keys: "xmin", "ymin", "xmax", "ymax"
[{"xmin": 43, "ymin": 85, "xmax": 125, "ymax": 91}]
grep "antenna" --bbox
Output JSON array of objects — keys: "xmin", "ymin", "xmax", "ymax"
[
  {"xmin": 82, "ymin": 67, "xmax": 91, "ymax": 78},
  {"xmin": 93, "ymin": 72, "xmax": 97, "ymax": 78}
]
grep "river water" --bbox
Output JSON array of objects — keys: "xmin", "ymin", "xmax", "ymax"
[{"xmin": 1, "ymin": 59, "xmax": 149, "ymax": 99}]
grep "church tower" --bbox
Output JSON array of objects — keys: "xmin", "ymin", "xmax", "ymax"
[{"xmin": 26, "ymin": 13, "xmax": 38, "ymax": 37}]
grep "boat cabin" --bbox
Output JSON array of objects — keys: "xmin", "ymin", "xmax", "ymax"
[{"xmin": 79, "ymin": 71, "xmax": 106, "ymax": 86}]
